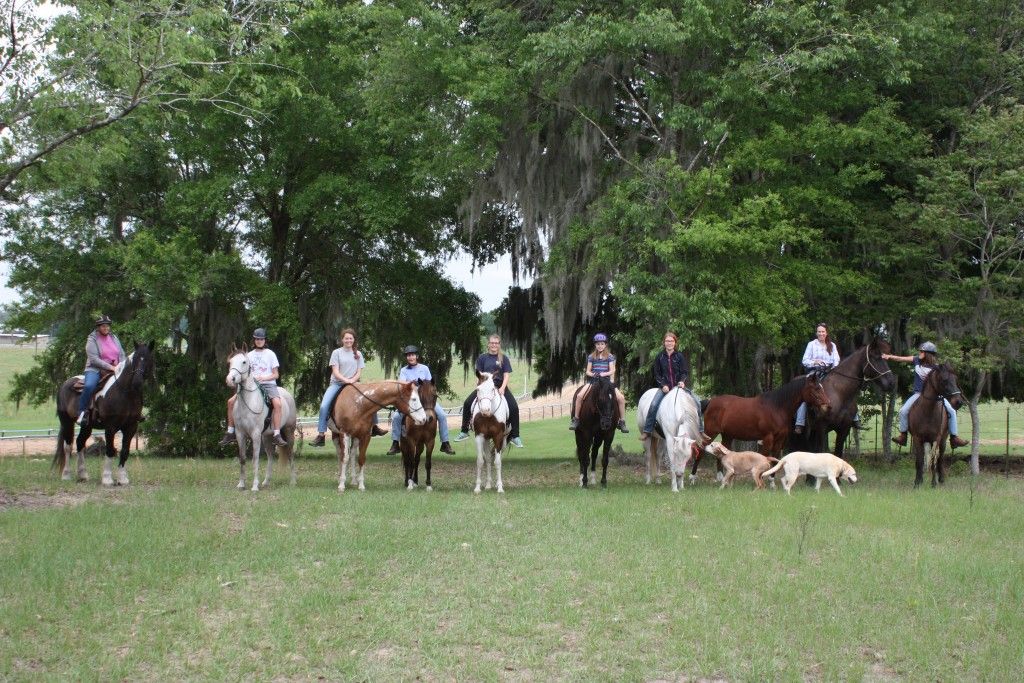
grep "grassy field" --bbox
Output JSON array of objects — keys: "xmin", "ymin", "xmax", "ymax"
[{"xmin": 1, "ymin": 417, "xmax": 1023, "ymax": 680}]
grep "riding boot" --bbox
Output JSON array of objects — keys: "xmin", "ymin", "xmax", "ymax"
[
  {"xmin": 892, "ymin": 431, "xmax": 907, "ymax": 446},
  {"xmin": 617, "ymin": 419, "xmax": 629, "ymax": 433},
  {"xmin": 569, "ymin": 417, "xmax": 579, "ymax": 431},
  {"xmin": 218, "ymin": 431, "xmax": 236, "ymax": 447},
  {"xmin": 272, "ymin": 432, "xmax": 288, "ymax": 447},
  {"xmin": 793, "ymin": 425, "xmax": 804, "ymax": 435},
  {"xmin": 386, "ymin": 440, "xmax": 401, "ymax": 455},
  {"xmin": 310, "ymin": 433, "xmax": 326, "ymax": 447},
  {"xmin": 950, "ymin": 434, "xmax": 969, "ymax": 449},
  {"xmin": 440, "ymin": 441, "xmax": 455, "ymax": 454}
]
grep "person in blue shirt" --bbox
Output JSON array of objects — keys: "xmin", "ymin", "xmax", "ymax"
[
  {"xmin": 453, "ymin": 334, "xmax": 523, "ymax": 448},
  {"xmin": 884, "ymin": 341, "xmax": 969, "ymax": 449},
  {"xmin": 569, "ymin": 333, "xmax": 629, "ymax": 432},
  {"xmin": 385, "ymin": 345, "xmax": 455, "ymax": 455}
]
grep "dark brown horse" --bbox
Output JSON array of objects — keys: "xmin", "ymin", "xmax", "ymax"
[
  {"xmin": 401, "ymin": 379, "xmax": 438, "ymax": 490},
  {"xmin": 54, "ymin": 342, "xmax": 155, "ymax": 485},
  {"xmin": 909, "ymin": 364, "xmax": 963, "ymax": 488},
  {"xmin": 575, "ymin": 376, "xmax": 617, "ymax": 488},
  {"xmin": 691, "ymin": 373, "xmax": 830, "ymax": 478},
  {"xmin": 790, "ymin": 338, "xmax": 896, "ymax": 460}
]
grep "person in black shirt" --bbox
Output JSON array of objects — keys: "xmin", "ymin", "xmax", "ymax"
[{"xmin": 454, "ymin": 334, "xmax": 523, "ymax": 448}]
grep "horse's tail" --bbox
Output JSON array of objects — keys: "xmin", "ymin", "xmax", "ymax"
[
  {"xmin": 52, "ymin": 432, "xmax": 67, "ymax": 472},
  {"xmin": 762, "ymin": 457, "xmax": 785, "ymax": 478},
  {"xmin": 700, "ymin": 398, "xmax": 710, "ymax": 413}
]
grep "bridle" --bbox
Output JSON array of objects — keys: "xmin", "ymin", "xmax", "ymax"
[
  {"xmin": 825, "ymin": 346, "xmax": 892, "ymax": 386},
  {"xmin": 919, "ymin": 366, "xmax": 962, "ymax": 402},
  {"xmin": 228, "ymin": 356, "xmax": 265, "ymax": 415},
  {"xmin": 349, "ymin": 381, "xmax": 428, "ymax": 421}
]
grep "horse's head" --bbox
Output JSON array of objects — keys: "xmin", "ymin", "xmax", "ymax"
[
  {"xmin": 933, "ymin": 364, "xmax": 964, "ymax": 410},
  {"xmin": 226, "ymin": 349, "xmax": 250, "ymax": 389},
  {"xmin": 415, "ymin": 379, "xmax": 437, "ymax": 419},
  {"xmin": 474, "ymin": 371, "xmax": 499, "ymax": 417},
  {"xmin": 395, "ymin": 381, "xmax": 428, "ymax": 425},
  {"xmin": 801, "ymin": 374, "xmax": 831, "ymax": 414},
  {"xmin": 864, "ymin": 338, "xmax": 897, "ymax": 392},
  {"xmin": 668, "ymin": 433, "xmax": 699, "ymax": 473},
  {"xmin": 130, "ymin": 340, "xmax": 157, "ymax": 389},
  {"xmin": 592, "ymin": 376, "xmax": 617, "ymax": 430}
]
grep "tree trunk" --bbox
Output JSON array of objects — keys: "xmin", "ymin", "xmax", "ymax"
[
  {"xmin": 882, "ymin": 391, "xmax": 896, "ymax": 461},
  {"xmin": 969, "ymin": 370, "xmax": 987, "ymax": 476}
]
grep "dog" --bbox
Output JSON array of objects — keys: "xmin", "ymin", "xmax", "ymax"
[
  {"xmin": 761, "ymin": 451, "xmax": 857, "ymax": 496},
  {"xmin": 706, "ymin": 442, "xmax": 778, "ymax": 490}
]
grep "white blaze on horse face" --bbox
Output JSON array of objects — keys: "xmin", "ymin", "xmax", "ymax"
[{"xmin": 407, "ymin": 385, "xmax": 428, "ymax": 425}]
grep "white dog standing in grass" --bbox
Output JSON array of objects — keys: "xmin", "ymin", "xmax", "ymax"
[{"xmin": 761, "ymin": 451, "xmax": 857, "ymax": 496}]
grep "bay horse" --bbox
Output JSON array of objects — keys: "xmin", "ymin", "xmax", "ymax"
[
  {"xmin": 790, "ymin": 338, "xmax": 896, "ymax": 460},
  {"xmin": 689, "ymin": 373, "xmax": 830, "ymax": 480},
  {"xmin": 636, "ymin": 387, "xmax": 702, "ymax": 492},
  {"xmin": 329, "ymin": 380, "xmax": 427, "ymax": 491},
  {"xmin": 225, "ymin": 349, "xmax": 297, "ymax": 491},
  {"xmin": 471, "ymin": 371, "xmax": 510, "ymax": 494},
  {"xmin": 909, "ymin": 364, "xmax": 963, "ymax": 488},
  {"xmin": 575, "ymin": 376, "xmax": 616, "ymax": 488},
  {"xmin": 401, "ymin": 379, "xmax": 438, "ymax": 491},
  {"xmin": 54, "ymin": 342, "xmax": 155, "ymax": 486}
]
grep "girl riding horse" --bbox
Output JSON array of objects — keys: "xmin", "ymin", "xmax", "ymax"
[
  {"xmin": 641, "ymin": 331, "xmax": 705, "ymax": 440},
  {"xmin": 569, "ymin": 333, "xmax": 629, "ymax": 433},
  {"xmin": 310, "ymin": 328, "xmax": 367, "ymax": 448},
  {"xmin": 218, "ymin": 328, "xmax": 288, "ymax": 448},
  {"xmin": 385, "ymin": 345, "xmax": 455, "ymax": 456},
  {"xmin": 884, "ymin": 341, "xmax": 969, "ymax": 449},
  {"xmin": 455, "ymin": 334, "xmax": 523, "ymax": 448}
]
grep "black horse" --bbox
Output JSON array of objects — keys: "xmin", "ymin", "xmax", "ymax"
[
  {"xmin": 909, "ymin": 364, "xmax": 963, "ymax": 488},
  {"xmin": 575, "ymin": 376, "xmax": 617, "ymax": 488},
  {"xmin": 54, "ymin": 342, "xmax": 155, "ymax": 485}
]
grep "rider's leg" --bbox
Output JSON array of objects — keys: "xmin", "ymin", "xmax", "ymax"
[
  {"xmin": 218, "ymin": 395, "xmax": 238, "ymax": 446},
  {"xmin": 569, "ymin": 384, "xmax": 589, "ymax": 429},
  {"xmin": 386, "ymin": 412, "xmax": 402, "ymax": 454},
  {"xmin": 642, "ymin": 390, "xmax": 667, "ymax": 435},
  {"xmin": 77, "ymin": 370, "xmax": 101, "ymax": 423},
  {"xmin": 504, "ymin": 389, "xmax": 522, "ymax": 446},
  {"xmin": 317, "ymin": 383, "xmax": 342, "ymax": 435},
  {"xmin": 892, "ymin": 393, "xmax": 919, "ymax": 446},
  {"xmin": 457, "ymin": 392, "xmax": 474, "ymax": 436},
  {"xmin": 615, "ymin": 388, "xmax": 629, "ymax": 432},
  {"xmin": 945, "ymin": 398, "xmax": 969, "ymax": 447},
  {"xmin": 272, "ymin": 397, "xmax": 282, "ymax": 432},
  {"xmin": 794, "ymin": 402, "xmax": 807, "ymax": 433}
]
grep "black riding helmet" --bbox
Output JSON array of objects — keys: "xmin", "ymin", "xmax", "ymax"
[
  {"xmin": 403, "ymin": 345, "xmax": 419, "ymax": 355},
  {"xmin": 252, "ymin": 328, "xmax": 267, "ymax": 340}
]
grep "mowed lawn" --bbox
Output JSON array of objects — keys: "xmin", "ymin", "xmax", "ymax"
[{"xmin": 1, "ymin": 418, "xmax": 1022, "ymax": 681}]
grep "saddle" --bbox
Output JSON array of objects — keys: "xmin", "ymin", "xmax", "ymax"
[{"xmin": 72, "ymin": 371, "xmax": 114, "ymax": 393}]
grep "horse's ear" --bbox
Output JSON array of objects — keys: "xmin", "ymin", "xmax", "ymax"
[
  {"xmin": 416, "ymin": 378, "xmax": 422, "ymax": 386},
  {"xmin": 476, "ymin": 370, "xmax": 484, "ymax": 381},
  {"xmin": 242, "ymin": 341, "xmax": 248, "ymax": 353},
  {"xmin": 147, "ymin": 339, "xmax": 156, "ymax": 350}
]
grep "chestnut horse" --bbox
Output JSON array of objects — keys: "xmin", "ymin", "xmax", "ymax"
[
  {"xmin": 471, "ymin": 371, "xmax": 510, "ymax": 494},
  {"xmin": 401, "ymin": 379, "xmax": 438, "ymax": 491},
  {"xmin": 575, "ymin": 376, "xmax": 616, "ymax": 488},
  {"xmin": 328, "ymin": 381, "xmax": 427, "ymax": 491},
  {"xmin": 690, "ymin": 373, "xmax": 830, "ymax": 479},
  {"xmin": 909, "ymin": 364, "xmax": 963, "ymax": 488}
]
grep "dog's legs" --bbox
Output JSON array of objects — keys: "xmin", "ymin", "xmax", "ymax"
[
  {"xmin": 828, "ymin": 476, "xmax": 844, "ymax": 496},
  {"xmin": 813, "ymin": 477, "xmax": 822, "ymax": 492}
]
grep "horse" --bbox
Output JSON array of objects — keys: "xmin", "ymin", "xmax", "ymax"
[
  {"xmin": 909, "ymin": 363, "xmax": 964, "ymax": 488},
  {"xmin": 225, "ymin": 349, "xmax": 297, "ymax": 491},
  {"xmin": 689, "ymin": 373, "xmax": 830, "ymax": 480},
  {"xmin": 471, "ymin": 371, "xmax": 510, "ymax": 494},
  {"xmin": 636, "ymin": 387, "xmax": 702, "ymax": 492},
  {"xmin": 574, "ymin": 376, "xmax": 616, "ymax": 488},
  {"xmin": 329, "ymin": 380, "xmax": 427, "ymax": 491},
  {"xmin": 401, "ymin": 379, "xmax": 438, "ymax": 491},
  {"xmin": 54, "ymin": 342, "xmax": 155, "ymax": 486},
  {"xmin": 790, "ymin": 338, "xmax": 896, "ymax": 460}
]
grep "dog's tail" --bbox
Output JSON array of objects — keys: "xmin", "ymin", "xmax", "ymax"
[
  {"xmin": 766, "ymin": 456, "xmax": 779, "ymax": 465},
  {"xmin": 762, "ymin": 457, "xmax": 785, "ymax": 478}
]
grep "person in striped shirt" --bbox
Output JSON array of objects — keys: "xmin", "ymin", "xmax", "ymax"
[{"xmin": 569, "ymin": 333, "xmax": 629, "ymax": 433}]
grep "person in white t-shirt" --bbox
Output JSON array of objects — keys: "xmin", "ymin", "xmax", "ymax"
[
  {"xmin": 218, "ymin": 328, "xmax": 288, "ymax": 447},
  {"xmin": 310, "ymin": 328, "xmax": 366, "ymax": 447}
]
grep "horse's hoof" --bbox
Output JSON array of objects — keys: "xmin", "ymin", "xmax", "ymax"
[
  {"xmin": 337, "ymin": 485, "xmax": 345, "ymax": 493},
  {"xmin": 473, "ymin": 486, "xmax": 481, "ymax": 494},
  {"xmin": 407, "ymin": 482, "xmax": 416, "ymax": 491},
  {"xmin": 601, "ymin": 481, "xmax": 607, "ymax": 489},
  {"xmin": 237, "ymin": 482, "xmax": 245, "ymax": 490},
  {"xmin": 358, "ymin": 484, "xmax": 366, "ymax": 491},
  {"xmin": 101, "ymin": 476, "xmax": 113, "ymax": 487},
  {"xmin": 589, "ymin": 473, "xmax": 596, "ymax": 485},
  {"xmin": 116, "ymin": 470, "xmax": 129, "ymax": 486},
  {"xmin": 61, "ymin": 470, "xmax": 73, "ymax": 481},
  {"xmin": 688, "ymin": 474, "xmax": 698, "ymax": 484},
  {"xmin": 496, "ymin": 486, "xmax": 505, "ymax": 494},
  {"xmin": 426, "ymin": 485, "xmax": 432, "ymax": 492}
]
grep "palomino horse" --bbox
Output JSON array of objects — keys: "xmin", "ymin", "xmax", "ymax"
[
  {"xmin": 401, "ymin": 379, "xmax": 438, "ymax": 491},
  {"xmin": 329, "ymin": 381, "xmax": 427, "ymax": 491},
  {"xmin": 690, "ymin": 373, "xmax": 830, "ymax": 480},
  {"xmin": 791, "ymin": 338, "xmax": 896, "ymax": 460},
  {"xmin": 909, "ymin": 364, "xmax": 963, "ymax": 488},
  {"xmin": 225, "ymin": 349, "xmax": 297, "ymax": 491},
  {"xmin": 471, "ymin": 371, "xmax": 510, "ymax": 494},
  {"xmin": 636, "ymin": 387, "xmax": 702, "ymax": 492},
  {"xmin": 575, "ymin": 376, "xmax": 616, "ymax": 488},
  {"xmin": 54, "ymin": 342, "xmax": 155, "ymax": 486}
]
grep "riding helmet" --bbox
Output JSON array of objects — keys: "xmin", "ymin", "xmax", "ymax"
[
  {"xmin": 403, "ymin": 345, "xmax": 419, "ymax": 355},
  {"xmin": 593, "ymin": 333, "xmax": 608, "ymax": 342},
  {"xmin": 252, "ymin": 328, "xmax": 267, "ymax": 340},
  {"xmin": 94, "ymin": 314, "xmax": 113, "ymax": 326},
  {"xmin": 919, "ymin": 341, "xmax": 938, "ymax": 354}
]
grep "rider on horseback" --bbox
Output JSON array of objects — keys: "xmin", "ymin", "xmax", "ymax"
[
  {"xmin": 884, "ymin": 342, "xmax": 969, "ymax": 449},
  {"xmin": 310, "ymin": 328, "xmax": 366, "ymax": 448},
  {"xmin": 569, "ymin": 333, "xmax": 629, "ymax": 433},
  {"xmin": 454, "ymin": 334, "xmax": 524, "ymax": 448},
  {"xmin": 218, "ymin": 328, "xmax": 288, "ymax": 447},
  {"xmin": 77, "ymin": 314, "xmax": 125, "ymax": 426},
  {"xmin": 640, "ymin": 331, "xmax": 706, "ymax": 440},
  {"xmin": 385, "ymin": 345, "xmax": 456, "ymax": 455},
  {"xmin": 793, "ymin": 323, "xmax": 840, "ymax": 435}
]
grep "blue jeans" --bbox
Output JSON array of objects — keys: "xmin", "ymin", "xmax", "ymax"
[
  {"xmin": 391, "ymin": 405, "xmax": 450, "ymax": 442},
  {"xmin": 78, "ymin": 370, "xmax": 101, "ymax": 414},
  {"xmin": 795, "ymin": 402, "xmax": 859, "ymax": 427},
  {"xmin": 643, "ymin": 388, "xmax": 704, "ymax": 434},
  {"xmin": 898, "ymin": 393, "xmax": 959, "ymax": 435},
  {"xmin": 317, "ymin": 383, "xmax": 345, "ymax": 434}
]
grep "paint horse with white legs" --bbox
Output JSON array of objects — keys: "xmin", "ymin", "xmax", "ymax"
[
  {"xmin": 401, "ymin": 379, "xmax": 438, "ymax": 491},
  {"xmin": 54, "ymin": 342, "xmax": 155, "ymax": 486},
  {"xmin": 225, "ymin": 348, "xmax": 297, "ymax": 491},
  {"xmin": 328, "ymin": 381, "xmax": 427, "ymax": 491},
  {"xmin": 471, "ymin": 371, "xmax": 510, "ymax": 494},
  {"xmin": 636, "ymin": 387, "xmax": 703, "ymax": 492}
]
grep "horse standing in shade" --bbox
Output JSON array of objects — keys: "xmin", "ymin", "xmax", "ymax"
[
  {"xmin": 54, "ymin": 342, "xmax": 155, "ymax": 486},
  {"xmin": 575, "ymin": 376, "xmax": 617, "ymax": 488},
  {"xmin": 225, "ymin": 348, "xmax": 297, "ymax": 491},
  {"xmin": 636, "ymin": 387, "xmax": 702, "ymax": 492},
  {"xmin": 329, "ymin": 381, "xmax": 427, "ymax": 491},
  {"xmin": 401, "ymin": 379, "xmax": 438, "ymax": 491},
  {"xmin": 690, "ymin": 373, "xmax": 830, "ymax": 480},
  {"xmin": 471, "ymin": 371, "xmax": 510, "ymax": 494},
  {"xmin": 790, "ymin": 338, "xmax": 896, "ymax": 459},
  {"xmin": 909, "ymin": 364, "xmax": 964, "ymax": 488}
]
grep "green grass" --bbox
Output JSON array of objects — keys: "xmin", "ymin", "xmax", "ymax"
[
  {"xmin": 0, "ymin": 346, "xmax": 55, "ymax": 431},
  {"xmin": 2, "ymin": 417, "xmax": 1023, "ymax": 680}
]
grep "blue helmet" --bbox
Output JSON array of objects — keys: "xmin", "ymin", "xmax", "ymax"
[
  {"xmin": 919, "ymin": 341, "xmax": 938, "ymax": 354},
  {"xmin": 593, "ymin": 333, "xmax": 608, "ymax": 342}
]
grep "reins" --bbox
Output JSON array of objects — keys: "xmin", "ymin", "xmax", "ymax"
[{"xmin": 824, "ymin": 347, "xmax": 892, "ymax": 385}]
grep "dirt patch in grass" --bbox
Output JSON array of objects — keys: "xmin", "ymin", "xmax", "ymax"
[{"xmin": 0, "ymin": 487, "xmax": 93, "ymax": 511}]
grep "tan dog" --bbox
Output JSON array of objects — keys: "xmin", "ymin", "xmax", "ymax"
[
  {"xmin": 707, "ymin": 443, "xmax": 778, "ymax": 490},
  {"xmin": 761, "ymin": 451, "xmax": 857, "ymax": 496}
]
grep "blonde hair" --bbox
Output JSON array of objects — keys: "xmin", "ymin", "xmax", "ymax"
[{"xmin": 488, "ymin": 334, "xmax": 503, "ymax": 367}]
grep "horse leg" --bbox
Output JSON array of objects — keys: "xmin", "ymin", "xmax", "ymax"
[
  {"xmin": 913, "ymin": 440, "xmax": 924, "ymax": 488},
  {"xmin": 589, "ymin": 436, "xmax": 598, "ymax": 486},
  {"xmin": 335, "ymin": 432, "xmax": 347, "ymax": 492},
  {"xmin": 405, "ymin": 445, "xmax": 416, "ymax": 491},
  {"xmin": 494, "ymin": 441, "xmax": 504, "ymax": 494},
  {"xmin": 425, "ymin": 443, "xmax": 434, "ymax": 492},
  {"xmin": 644, "ymin": 440, "xmax": 653, "ymax": 485},
  {"xmin": 484, "ymin": 441, "xmax": 493, "ymax": 491},
  {"xmin": 58, "ymin": 417, "xmax": 74, "ymax": 480},
  {"xmin": 101, "ymin": 430, "xmax": 117, "ymax": 487},
  {"xmin": 578, "ymin": 442, "xmax": 588, "ymax": 488},
  {"xmin": 116, "ymin": 425, "xmax": 136, "ymax": 486},
  {"xmin": 262, "ymin": 434, "xmax": 274, "ymax": 488},
  {"xmin": 348, "ymin": 436, "xmax": 358, "ymax": 485},
  {"xmin": 250, "ymin": 435, "xmax": 262, "ymax": 492},
  {"xmin": 237, "ymin": 434, "xmax": 247, "ymax": 490},
  {"xmin": 357, "ymin": 439, "xmax": 368, "ymax": 491},
  {"xmin": 600, "ymin": 436, "xmax": 610, "ymax": 488},
  {"xmin": 285, "ymin": 426, "xmax": 297, "ymax": 486},
  {"xmin": 937, "ymin": 442, "xmax": 947, "ymax": 485},
  {"xmin": 74, "ymin": 424, "xmax": 92, "ymax": 482},
  {"xmin": 473, "ymin": 435, "xmax": 484, "ymax": 494}
]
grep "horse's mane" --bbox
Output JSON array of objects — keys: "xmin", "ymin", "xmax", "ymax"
[{"xmin": 761, "ymin": 374, "xmax": 810, "ymax": 408}]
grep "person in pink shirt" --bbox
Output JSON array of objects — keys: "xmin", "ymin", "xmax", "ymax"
[{"xmin": 78, "ymin": 314, "xmax": 126, "ymax": 425}]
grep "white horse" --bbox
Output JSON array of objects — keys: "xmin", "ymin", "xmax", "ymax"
[
  {"xmin": 225, "ymin": 351, "xmax": 297, "ymax": 491},
  {"xmin": 636, "ymin": 387, "xmax": 702, "ymax": 492},
  {"xmin": 471, "ymin": 372, "xmax": 510, "ymax": 494}
]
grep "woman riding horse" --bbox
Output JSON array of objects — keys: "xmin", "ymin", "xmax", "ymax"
[
  {"xmin": 310, "ymin": 328, "xmax": 370, "ymax": 448},
  {"xmin": 793, "ymin": 322, "xmax": 865, "ymax": 433},
  {"xmin": 384, "ymin": 345, "xmax": 455, "ymax": 456},
  {"xmin": 569, "ymin": 333, "xmax": 629, "ymax": 433},
  {"xmin": 77, "ymin": 314, "xmax": 125, "ymax": 426},
  {"xmin": 884, "ymin": 341, "xmax": 969, "ymax": 449},
  {"xmin": 641, "ymin": 331, "xmax": 705, "ymax": 440},
  {"xmin": 454, "ymin": 334, "xmax": 524, "ymax": 448},
  {"xmin": 218, "ymin": 328, "xmax": 288, "ymax": 447}
]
